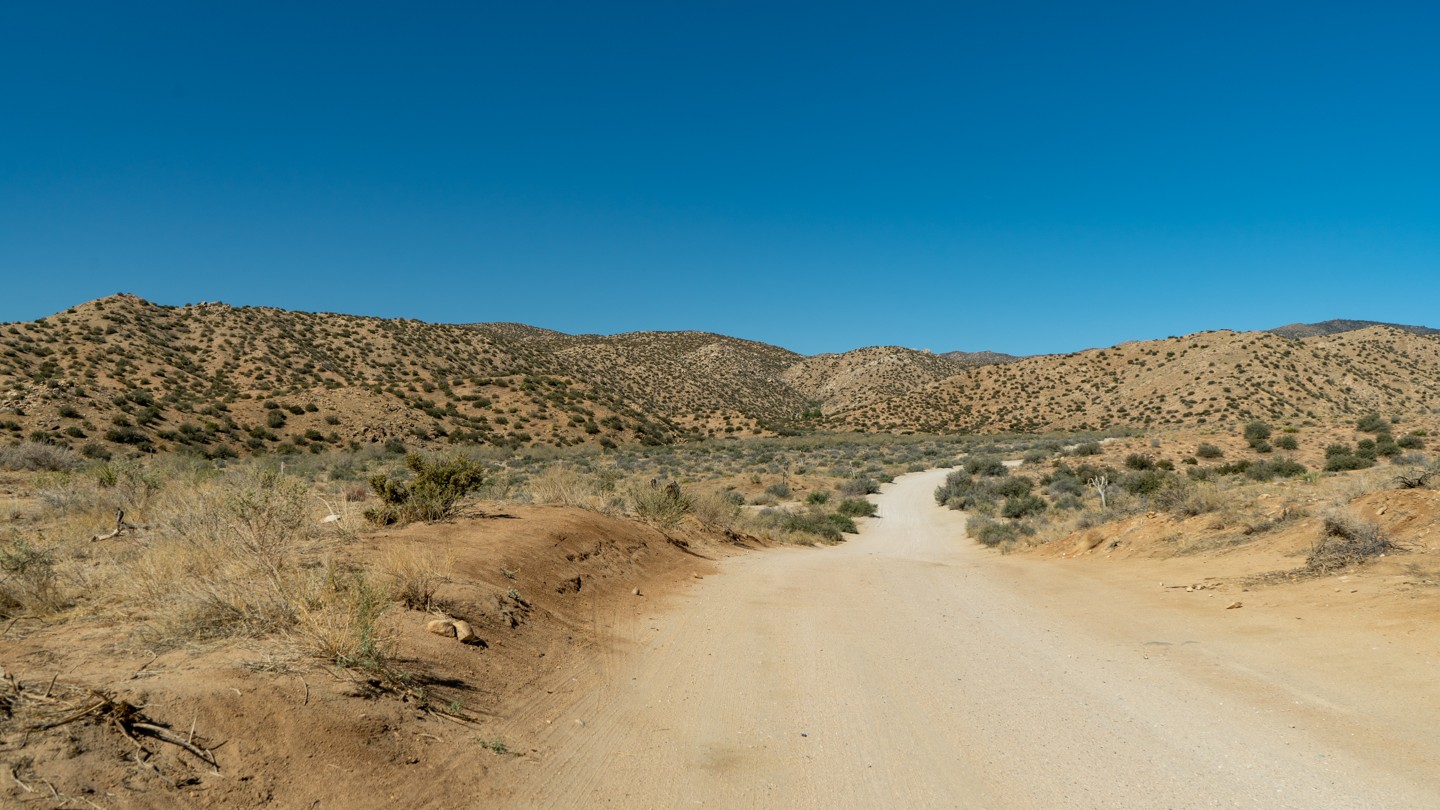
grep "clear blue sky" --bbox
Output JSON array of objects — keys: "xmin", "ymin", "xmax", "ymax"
[{"xmin": 4, "ymin": 2, "xmax": 1437, "ymax": 355}]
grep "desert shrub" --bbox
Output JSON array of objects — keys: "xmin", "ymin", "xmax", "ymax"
[
  {"xmin": 1274, "ymin": 435, "xmax": 1298, "ymax": 451},
  {"xmin": 1124, "ymin": 453, "xmax": 1156, "ymax": 471},
  {"xmin": 1215, "ymin": 459, "xmax": 1253, "ymax": 476},
  {"xmin": 1246, "ymin": 458, "xmax": 1307, "ymax": 482},
  {"xmin": 104, "ymin": 426, "xmax": 153, "ymax": 450},
  {"xmin": 963, "ymin": 456, "xmax": 1009, "ymax": 476},
  {"xmin": 1046, "ymin": 476, "xmax": 1085, "ymax": 498},
  {"xmin": 1323, "ymin": 443, "xmax": 1374, "ymax": 472},
  {"xmin": 1398, "ymin": 433, "xmax": 1425, "ymax": 450},
  {"xmin": 1069, "ymin": 442, "xmax": 1102, "ymax": 456},
  {"xmin": 992, "ymin": 476, "xmax": 1035, "ymax": 498},
  {"xmin": 1152, "ymin": 479, "xmax": 1222, "ymax": 516},
  {"xmin": 691, "ymin": 489, "xmax": 741, "ymax": 529},
  {"xmin": 80, "ymin": 442, "xmax": 112, "ymax": 461},
  {"xmin": 0, "ymin": 535, "xmax": 66, "ymax": 618},
  {"xmin": 1001, "ymin": 493, "xmax": 1047, "ymax": 519},
  {"xmin": 1307, "ymin": 514, "xmax": 1399, "ymax": 573},
  {"xmin": 836, "ymin": 498, "xmax": 877, "ymax": 517},
  {"xmin": 1374, "ymin": 434, "xmax": 1401, "ymax": 458},
  {"xmin": 365, "ymin": 454, "xmax": 486, "ymax": 525},
  {"xmin": 765, "ymin": 482, "xmax": 792, "ymax": 499},
  {"xmin": 806, "ymin": 490, "xmax": 831, "ymax": 505},
  {"xmin": 1243, "ymin": 420, "xmax": 1272, "ymax": 447},
  {"xmin": 627, "ymin": 482, "xmax": 691, "ymax": 529},
  {"xmin": 1356, "ymin": 413, "xmax": 1390, "ymax": 434},
  {"xmin": 764, "ymin": 508, "xmax": 851, "ymax": 542},
  {"xmin": 266, "ymin": 410, "xmax": 287, "ymax": 429},
  {"xmin": 968, "ymin": 515, "xmax": 1024, "ymax": 547},
  {"xmin": 837, "ymin": 476, "xmax": 880, "ymax": 496},
  {"xmin": 934, "ymin": 471, "xmax": 995, "ymax": 511},
  {"xmin": 1195, "ymin": 443, "xmax": 1224, "ymax": 459},
  {"xmin": 0, "ymin": 441, "xmax": 80, "ymax": 471},
  {"xmin": 1119, "ymin": 469, "xmax": 1171, "ymax": 495}
]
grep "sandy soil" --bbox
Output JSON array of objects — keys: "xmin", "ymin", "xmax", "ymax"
[{"xmin": 491, "ymin": 468, "xmax": 1440, "ymax": 808}]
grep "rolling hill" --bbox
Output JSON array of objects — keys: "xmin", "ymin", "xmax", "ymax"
[{"xmin": 4, "ymin": 294, "xmax": 1439, "ymax": 457}]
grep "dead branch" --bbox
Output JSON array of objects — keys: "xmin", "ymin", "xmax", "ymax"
[
  {"xmin": 1395, "ymin": 471, "xmax": 1433, "ymax": 489},
  {"xmin": 131, "ymin": 722, "xmax": 220, "ymax": 768}
]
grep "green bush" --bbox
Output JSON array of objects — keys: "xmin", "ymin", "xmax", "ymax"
[
  {"xmin": 266, "ymin": 410, "xmax": 287, "ymax": 429},
  {"xmin": 1001, "ymin": 493, "xmax": 1047, "ymax": 519},
  {"xmin": 1356, "ymin": 413, "xmax": 1390, "ymax": 434},
  {"xmin": 963, "ymin": 456, "xmax": 1009, "ymax": 476},
  {"xmin": 806, "ymin": 490, "xmax": 831, "ymax": 505},
  {"xmin": 1274, "ymin": 435, "xmax": 1298, "ymax": 451},
  {"xmin": 1398, "ymin": 433, "xmax": 1425, "ymax": 449},
  {"xmin": 968, "ymin": 516, "xmax": 1025, "ymax": 547},
  {"xmin": 836, "ymin": 498, "xmax": 877, "ymax": 517},
  {"xmin": 991, "ymin": 476, "xmax": 1034, "ymax": 498},
  {"xmin": 1243, "ymin": 420, "xmax": 1272, "ymax": 444},
  {"xmin": 1195, "ymin": 443, "xmax": 1224, "ymax": 459},
  {"xmin": 1124, "ymin": 453, "xmax": 1156, "ymax": 471},
  {"xmin": 837, "ymin": 477, "xmax": 880, "ymax": 496},
  {"xmin": 1069, "ymin": 442, "xmax": 1102, "ymax": 456},
  {"xmin": 365, "ymin": 454, "xmax": 486, "ymax": 525},
  {"xmin": 1120, "ymin": 470, "xmax": 1171, "ymax": 494},
  {"xmin": 1246, "ymin": 458, "xmax": 1307, "ymax": 481}
]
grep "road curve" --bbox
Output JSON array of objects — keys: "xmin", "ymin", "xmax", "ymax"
[{"xmin": 503, "ymin": 468, "xmax": 1440, "ymax": 808}]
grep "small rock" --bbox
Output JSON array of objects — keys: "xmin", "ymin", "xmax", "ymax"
[
  {"xmin": 426, "ymin": 619, "xmax": 457, "ymax": 637},
  {"xmin": 632, "ymin": 587, "xmax": 642, "ymax": 596},
  {"xmin": 1226, "ymin": 601, "xmax": 1243, "ymax": 610},
  {"xmin": 452, "ymin": 620, "xmax": 478, "ymax": 644},
  {"xmin": 692, "ymin": 572, "xmax": 703, "ymax": 579}
]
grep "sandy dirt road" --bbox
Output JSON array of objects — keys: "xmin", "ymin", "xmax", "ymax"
[{"xmin": 501, "ymin": 469, "xmax": 1440, "ymax": 808}]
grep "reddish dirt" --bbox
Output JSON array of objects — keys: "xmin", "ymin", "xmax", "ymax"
[{"xmin": 0, "ymin": 504, "xmax": 761, "ymax": 808}]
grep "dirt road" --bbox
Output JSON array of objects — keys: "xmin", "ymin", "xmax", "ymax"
[{"xmin": 502, "ymin": 469, "xmax": 1440, "ymax": 808}]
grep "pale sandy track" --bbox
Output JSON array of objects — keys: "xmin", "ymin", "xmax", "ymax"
[{"xmin": 502, "ymin": 469, "xmax": 1440, "ymax": 808}]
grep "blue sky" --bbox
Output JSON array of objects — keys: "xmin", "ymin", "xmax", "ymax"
[{"xmin": 4, "ymin": 2, "xmax": 1437, "ymax": 355}]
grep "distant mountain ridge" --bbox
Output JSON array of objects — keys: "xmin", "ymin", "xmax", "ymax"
[
  {"xmin": 939, "ymin": 349, "xmax": 1022, "ymax": 366},
  {"xmin": 1269, "ymin": 319, "xmax": 1440, "ymax": 339}
]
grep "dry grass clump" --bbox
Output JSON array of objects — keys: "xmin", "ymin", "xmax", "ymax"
[
  {"xmin": 627, "ymin": 482, "xmax": 692, "ymax": 529},
  {"xmin": 376, "ymin": 544, "xmax": 446, "ymax": 611},
  {"xmin": 527, "ymin": 465, "xmax": 611, "ymax": 510},
  {"xmin": 108, "ymin": 468, "xmax": 326, "ymax": 645},
  {"xmin": 0, "ymin": 533, "xmax": 67, "ymax": 617},
  {"xmin": 0, "ymin": 442, "xmax": 81, "ymax": 472},
  {"xmin": 1307, "ymin": 513, "xmax": 1401, "ymax": 573},
  {"xmin": 689, "ymin": 489, "xmax": 743, "ymax": 531},
  {"xmin": 299, "ymin": 572, "xmax": 396, "ymax": 671}
]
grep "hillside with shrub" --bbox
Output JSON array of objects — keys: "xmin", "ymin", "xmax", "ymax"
[{"xmin": 6, "ymin": 295, "xmax": 1440, "ymax": 459}]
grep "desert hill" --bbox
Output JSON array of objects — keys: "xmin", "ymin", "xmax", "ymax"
[
  {"xmin": 833, "ymin": 326, "xmax": 1440, "ymax": 433},
  {"xmin": 1269, "ymin": 319, "xmax": 1440, "ymax": 339},
  {"xmin": 939, "ymin": 349, "xmax": 1022, "ymax": 366},
  {"xmin": 0, "ymin": 295, "xmax": 970, "ymax": 455},
  {"xmin": 5, "ymin": 295, "xmax": 1440, "ymax": 457}
]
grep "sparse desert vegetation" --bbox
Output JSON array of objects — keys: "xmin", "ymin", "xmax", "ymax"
[{"xmin": 6, "ymin": 299, "xmax": 1440, "ymax": 805}]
